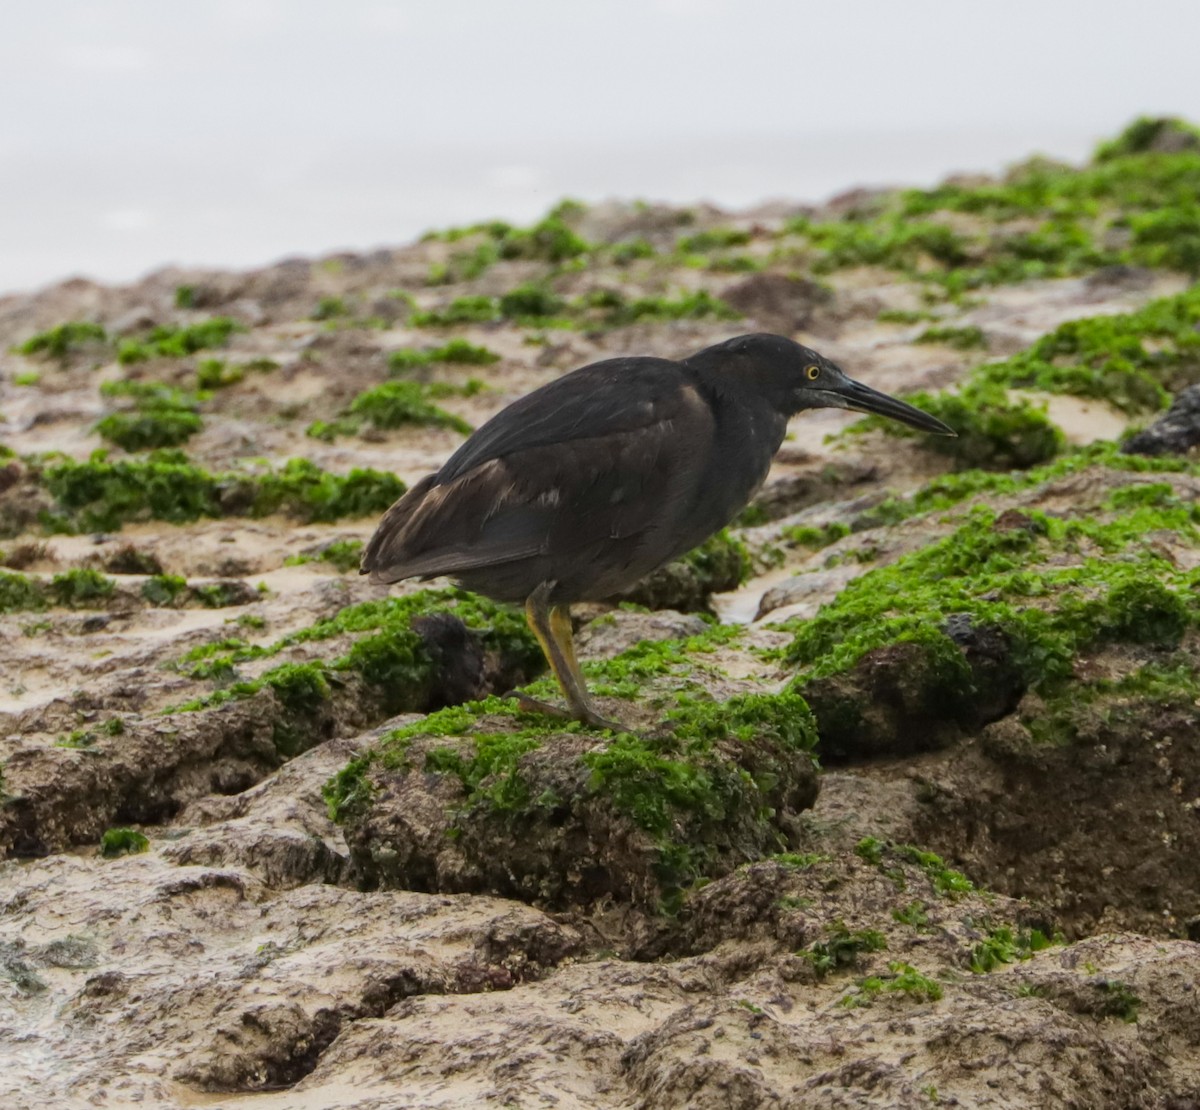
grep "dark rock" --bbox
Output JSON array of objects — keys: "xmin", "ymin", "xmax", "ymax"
[
  {"xmin": 744, "ymin": 460, "xmax": 879, "ymax": 524},
  {"xmin": 798, "ymin": 619, "xmax": 1024, "ymax": 764},
  {"xmin": 1082, "ymin": 264, "xmax": 1155, "ymax": 293},
  {"xmin": 913, "ymin": 690, "xmax": 1200, "ymax": 937},
  {"xmin": 719, "ymin": 273, "xmax": 834, "ymax": 335},
  {"xmin": 1122, "ymin": 385, "xmax": 1200, "ymax": 456},
  {"xmin": 411, "ymin": 613, "xmax": 487, "ymax": 707}
]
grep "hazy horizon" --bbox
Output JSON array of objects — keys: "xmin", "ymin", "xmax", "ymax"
[{"xmin": 3, "ymin": 0, "xmax": 1197, "ymax": 296}]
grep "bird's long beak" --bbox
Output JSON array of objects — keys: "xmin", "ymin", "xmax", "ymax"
[{"xmin": 824, "ymin": 379, "xmax": 957, "ymax": 436}]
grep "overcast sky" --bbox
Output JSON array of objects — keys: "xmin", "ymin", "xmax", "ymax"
[{"xmin": 2, "ymin": 0, "xmax": 1198, "ymax": 294}]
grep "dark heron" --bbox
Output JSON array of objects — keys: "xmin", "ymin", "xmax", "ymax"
[{"xmin": 361, "ymin": 333, "xmax": 954, "ymax": 728}]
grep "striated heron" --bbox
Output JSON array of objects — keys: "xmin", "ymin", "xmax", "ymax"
[{"xmin": 362, "ymin": 333, "xmax": 954, "ymax": 728}]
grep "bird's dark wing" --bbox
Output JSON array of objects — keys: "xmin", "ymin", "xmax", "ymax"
[
  {"xmin": 434, "ymin": 357, "xmax": 687, "ymax": 484},
  {"xmin": 361, "ymin": 359, "xmax": 713, "ymax": 586}
]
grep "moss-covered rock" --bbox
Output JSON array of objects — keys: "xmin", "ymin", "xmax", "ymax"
[
  {"xmin": 336, "ymin": 690, "xmax": 819, "ymax": 915},
  {"xmin": 783, "ymin": 468, "xmax": 1200, "ymax": 762}
]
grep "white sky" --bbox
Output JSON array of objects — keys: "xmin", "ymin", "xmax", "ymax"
[{"xmin": 1, "ymin": 0, "xmax": 1198, "ymax": 294}]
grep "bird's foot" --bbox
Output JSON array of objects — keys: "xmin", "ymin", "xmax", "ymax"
[{"xmin": 507, "ymin": 690, "xmax": 624, "ymax": 732}]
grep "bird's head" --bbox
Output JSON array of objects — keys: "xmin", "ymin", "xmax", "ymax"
[{"xmin": 693, "ymin": 333, "xmax": 956, "ymax": 436}]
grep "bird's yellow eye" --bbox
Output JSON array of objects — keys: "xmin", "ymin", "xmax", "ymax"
[{"xmin": 805, "ymin": 364, "xmax": 821, "ymax": 380}]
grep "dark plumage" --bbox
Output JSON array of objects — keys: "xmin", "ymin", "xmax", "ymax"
[{"xmin": 362, "ymin": 333, "xmax": 953, "ymax": 727}]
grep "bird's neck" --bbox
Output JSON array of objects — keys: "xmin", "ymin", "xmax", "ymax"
[{"xmin": 683, "ymin": 371, "xmax": 789, "ymax": 534}]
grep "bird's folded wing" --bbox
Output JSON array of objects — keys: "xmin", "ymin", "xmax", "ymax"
[
  {"xmin": 435, "ymin": 357, "xmax": 690, "ymax": 484},
  {"xmin": 362, "ymin": 389, "xmax": 713, "ymax": 583}
]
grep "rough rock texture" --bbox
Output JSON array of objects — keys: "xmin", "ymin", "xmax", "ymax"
[
  {"xmin": 3, "ymin": 177, "xmax": 1200, "ymax": 1108},
  {"xmin": 1123, "ymin": 383, "xmax": 1200, "ymax": 456}
]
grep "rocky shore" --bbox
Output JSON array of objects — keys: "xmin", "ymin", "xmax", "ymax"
[{"xmin": 2, "ymin": 117, "xmax": 1200, "ymax": 1108}]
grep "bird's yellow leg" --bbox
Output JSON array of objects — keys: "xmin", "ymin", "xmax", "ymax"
[
  {"xmin": 550, "ymin": 605, "xmax": 581, "ymax": 686},
  {"xmin": 512, "ymin": 585, "xmax": 620, "ymax": 730}
]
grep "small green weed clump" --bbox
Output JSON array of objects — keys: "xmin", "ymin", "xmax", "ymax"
[
  {"xmin": 841, "ymin": 962, "xmax": 943, "ymax": 1007},
  {"xmin": 100, "ymin": 828, "xmax": 149, "ymax": 858},
  {"xmin": 0, "ymin": 570, "xmax": 47, "ymax": 613},
  {"xmin": 142, "ymin": 574, "xmax": 188, "ymax": 606},
  {"xmin": 95, "ymin": 380, "xmax": 205, "ymax": 452},
  {"xmin": 311, "ymin": 296, "xmax": 349, "ymax": 320},
  {"xmin": 285, "ymin": 539, "xmax": 364, "ymax": 574},
  {"xmin": 498, "ymin": 283, "xmax": 567, "ymax": 321},
  {"xmin": 39, "ymin": 451, "xmax": 405, "ymax": 532},
  {"xmin": 782, "ymin": 521, "xmax": 852, "ymax": 550},
  {"xmin": 117, "ymin": 317, "xmax": 241, "ymax": 364},
  {"xmin": 49, "ymin": 568, "xmax": 115, "ymax": 608},
  {"xmin": 348, "ymin": 382, "xmax": 471, "ymax": 433},
  {"xmin": 195, "ymin": 359, "xmax": 234, "ymax": 390},
  {"xmin": 677, "ymin": 227, "xmax": 752, "ymax": 253},
  {"xmin": 497, "ymin": 216, "xmax": 591, "ymax": 263},
  {"xmin": 388, "ymin": 339, "xmax": 499, "ymax": 373},
  {"xmin": 307, "ymin": 381, "xmax": 472, "ymax": 441},
  {"xmin": 17, "ymin": 321, "xmax": 108, "ymax": 361},
  {"xmin": 892, "ymin": 382, "xmax": 1065, "ymax": 470},
  {"xmin": 969, "ymin": 925, "xmax": 1053, "ymax": 973},
  {"xmin": 409, "ymin": 295, "xmax": 501, "ymax": 327},
  {"xmin": 914, "ymin": 325, "xmax": 987, "ymax": 350},
  {"xmin": 803, "ymin": 922, "xmax": 888, "ymax": 976}
]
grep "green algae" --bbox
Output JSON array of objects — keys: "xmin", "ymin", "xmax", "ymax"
[
  {"xmin": 856, "ymin": 282, "xmax": 1200, "ymax": 469},
  {"xmin": 978, "ymin": 283, "xmax": 1200, "ymax": 413},
  {"xmin": 96, "ymin": 408, "xmax": 203, "ymax": 452},
  {"xmin": 16, "ymin": 321, "xmax": 108, "ymax": 361},
  {"xmin": 140, "ymin": 572, "xmax": 193, "ymax": 606},
  {"xmin": 856, "ymin": 442, "xmax": 1200, "ymax": 534},
  {"xmin": 348, "ymin": 381, "xmax": 471, "ymax": 433},
  {"xmin": 284, "ymin": 538, "xmax": 363, "ymax": 574},
  {"xmin": 173, "ymin": 589, "xmax": 543, "ymax": 749},
  {"xmin": 803, "ymin": 922, "xmax": 888, "ymax": 976},
  {"xmin": 782, "ymin": 521, "xmax": 852, "ymax": 550},
  {"xmin": 39, "ymin": 451, "xmax": 405, "ymax": 533},
  {"xmin": 0, "ymin": 570, "xmax": 46, "ymax": 613},
  {"xmin": 116, "ymin": 317, "xmax": 241, "ymax": 364},
  {"xmin": 323, "ymin": 617, "xmax": 816, "ymax": 907},
  {"xmin": 784, "ymin": 499, "xmax": 1200, "ymax": 718},
  {"xmin": 409, "ymin": 295, "xmax": 501, "ymax": 327},
  {"xmin": 914, "ymin": 325, "xmax": 987, "ymax": 350},
  {"xmin": 100, "ymin": 827, "xmax": 149, "ymax": 858},
  {"xmin": 49, "ymin": 568, "xmax": 115, "ymax": 608},
  {"xmin": 1094, "ymin": 116, "xmax": 1200, "ymax": 162},
  {"xmin": 497, "ymin": 215, "xmax": 590, "ymax": 263},
  {"xmin": 498, "ymin": 284, "xmax": 566, "ymax": 319},
  {"xmin": 891, "ymin": 382, "xmax": 1066, "ymax": 470},
  {"xmin": 409, "ymin": 285, "xmax": 738, "ymax": 332},
  {"xmin": 677, "ymin": 227, "xmax": 752, "ymax": 253},
  {"xmin": 311, "ymin": 296, "xmax": 349, "ymax": 320},
  {"xmin": 387, "ymin": 339, "xmax": 499, "ymax": 373},
  {"xmin": 841, "ymin": 962, "xmax": 943, "ymax": 1007},
  {"xmin": 969, "ymin": 925, "xmax": 1053, "ymax": 973}
]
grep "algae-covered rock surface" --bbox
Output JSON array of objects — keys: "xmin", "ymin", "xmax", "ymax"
[{"xmin": 3, "ymin": 118, "xmax": 1200, "ymax": 1107}]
